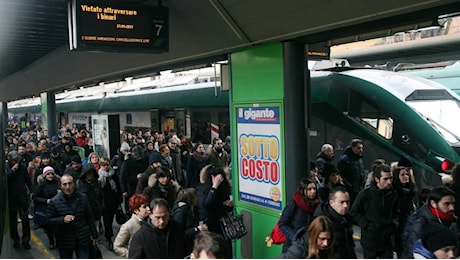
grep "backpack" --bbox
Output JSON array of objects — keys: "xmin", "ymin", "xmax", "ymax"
[{"xmin": 265, "ymin": 219, "xmax": 286, "ymax": 247}]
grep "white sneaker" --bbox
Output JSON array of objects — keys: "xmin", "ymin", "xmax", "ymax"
[{"xmin": 28, "ymin": 214, "xmax": 33, "ymax": 220}]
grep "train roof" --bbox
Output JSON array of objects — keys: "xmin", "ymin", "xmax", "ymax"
[
  {"xmin": 8, "ymin": 67, "xmax": 220, "ymax": 109},
  {"xmin": 340, "ymin": 69, "xmax": 460, "ymax": 101}
]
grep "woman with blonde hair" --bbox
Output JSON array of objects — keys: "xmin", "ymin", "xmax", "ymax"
[{"xmin": 278, "ymin": 215, "xmax": 336, "ymax": 259}]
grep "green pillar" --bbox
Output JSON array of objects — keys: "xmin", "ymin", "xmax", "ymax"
[{"xmin": 230, "ymin": 41, "xmax": 308, "ymax": 258}]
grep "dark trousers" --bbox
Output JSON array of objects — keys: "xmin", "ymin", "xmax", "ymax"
[
  {"xmin": 59, "ymin": 244, "xmax": 90, "ymax": 259},
  {"xmin": 8, "ymin": 200, "xmax": 30, "ymax": 243},
  {"xmin": 102, "ymin": 211, "xmax": 115, "ymax": 239},
  {"xmin": 363, "ymin": 246, "xmax": 393, "ymax": 259}
]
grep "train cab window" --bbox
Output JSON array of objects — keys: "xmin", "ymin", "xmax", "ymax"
[{"xmin": 348, "ymin": 91, "xmax": 394, "ymax": 140}]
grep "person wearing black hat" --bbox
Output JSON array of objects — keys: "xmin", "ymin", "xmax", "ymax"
[
  {"xmin": 413, "ymin": 222, "xmax": 457, "ymax": 259},
  {"xmin": 318, "ymin": 163, "xmax": 350, "ymax": 202},
  {"xmin": 135, "ymin": 151, "xmax": 163, "ymax": 194}
]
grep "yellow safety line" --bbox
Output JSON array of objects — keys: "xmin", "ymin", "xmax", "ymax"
[{"xmin": 31, "ymin": 231, "xmax": 54, "ymax": 259}]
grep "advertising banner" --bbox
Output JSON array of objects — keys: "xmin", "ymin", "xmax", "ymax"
[
  {"xmin": 236, "ymin": 105, "xmax": 283, "ymax": 211},
  {"xmin": 92, "ymin": 115, "xmax": 110, "ymax": 158}
]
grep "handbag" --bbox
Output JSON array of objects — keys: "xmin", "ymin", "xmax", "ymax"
[
  {"xmin": 33, "ymin": 203, "xmax": 48, "ymax": 226},
  {"xmin": 89, "ymin": 243, "xmax": 103, "ymax": 259},
  {"xmin": 219, "ymin": 211, "xmax": 247, "ymax": 241},
  {"xmin": 115, "ymin": 205, "xmax": 128, "ymax": 225}
]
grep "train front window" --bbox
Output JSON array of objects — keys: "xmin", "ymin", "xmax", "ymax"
[
  {"xmin": 349, "ymin": 91, "xmax": 394, "ymax": 140},
  {"xmin": 407, "ymin": 99, "xmax": 460, "ymax": 143}
]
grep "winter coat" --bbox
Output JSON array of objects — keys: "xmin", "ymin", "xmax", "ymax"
[
  {"xmin": 6, "ymin": 161, "xmax": 32, "ymax": 207},
  {"xmin": 120, "ymin": 155, "xmax": 149, "ymax": 196},
  {"xmin": 279, "ymin": 191, "xmax": 318, "ymax": 252},
  {"xmin": 315, "ymin": 152, "xmax": 333, "ymax": 180},
  {"xmin": 207, "ymin": 148, "xmax": 229, "ymax": 169},
  {"xmin": 113, "ymin": 214, "xmax": 144, "ymax": 258},
  {"xmin": 77, "ymin": 164, "xmax": 103, "ymax": 220},
  {"xmin": 99, "ymin": 166, "xmax": 121, "ymax": 214},
  {"xmin": 186, "ymin": 153, "xmax": 207, "ymax": 189},
  {"xmin": 128, "ymin": 219, "xmax": 187, "ymax": 258},
  {"xmin": 171, "ymin": 202, "xmax": 200, "ymax": 253},
  {"xmin": 142, "ymin": 174, "xmax": 180, "ymax": 209},
  {"xmin": 403, "ymin": 204, "xmax": 458, "ymax": 258},
  {"xmin": 46, "ymin": 191, "xmax": 98, "ymax": 249},
  {"xmin": 34, "ymin": 175, "xmax": 60, "ymax": 205},
  {"xmin": 135, "ymin": 166, "xmax": 156, "ymax": 194},
  {"xmin": 337, "ymin": 146, "xmax": 365, "ymax": 198},
  {"xmin": 277, "ymin": 226, "xmax": 331, "ymax": 259},
  {"xmin": 169, "ymin": 147, "xmax": 183, "ymax": 183},
  {"xmin": 350, "ymin": 182, "xmax": 399, "ymax": 252},
  {"xmin": 314, "ymin": 202, "xmax": 356, "ymax": 258}
]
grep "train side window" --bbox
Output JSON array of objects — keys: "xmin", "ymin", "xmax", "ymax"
[{"xmin": 348, "ymin": 91, "xmax": 394, "ymax": 140}]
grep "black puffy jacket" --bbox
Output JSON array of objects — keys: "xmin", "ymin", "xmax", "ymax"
[{"xmin": 46, "ymin": 191, "xmax": 98, "ymax": 249}]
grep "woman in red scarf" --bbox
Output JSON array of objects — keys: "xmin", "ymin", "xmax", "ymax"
[{"xmin": 278, "ymin": 178, "xmax": 319, "ymax": 253}]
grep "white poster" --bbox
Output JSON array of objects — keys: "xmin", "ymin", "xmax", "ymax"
[
  {"xmin": 92, "ymin": 115, "xmax": 110, "ymax": 158},
  {"xmin": 237, "ymin": 106, "xmax": 283, "ymax": 211}
]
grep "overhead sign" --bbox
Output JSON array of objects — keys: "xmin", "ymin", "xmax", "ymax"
[{"xmin": 68, "ymin": 0, "xmax": 168, "ymax": 53}]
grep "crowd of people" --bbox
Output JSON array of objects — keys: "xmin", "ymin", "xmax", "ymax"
[
  {"xmin": 5, "ymin": 119, "xmax": 460, "ymax": 259},
  {"xmin": 4, "ymin": 121, "xmax": 232, "ymax": 259},
  {"xmin": 276, "ymin": 139, "xmax": 459, "ymax": 259}
]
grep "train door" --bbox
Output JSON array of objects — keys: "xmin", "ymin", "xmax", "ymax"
[
  {"xmin": 160, "ymin": 110, "xmax": 175, "ymax": 134},
  {"xmin": 150, "ymin": 109, "xmax": 160, "ymax": 131}
]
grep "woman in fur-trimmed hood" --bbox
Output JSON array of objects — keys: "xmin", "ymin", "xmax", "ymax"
[{"xmin": 143, "ymin": 166, "xmax": 180, "ymax": 209}]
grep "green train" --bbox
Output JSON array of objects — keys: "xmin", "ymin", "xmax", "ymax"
[{"xmin": 8, "ymin": 67, "xmax": 460, "ymax": 188}]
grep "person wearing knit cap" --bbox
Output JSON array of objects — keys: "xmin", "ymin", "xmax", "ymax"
[
  {"xmin": 120, "ymin": 142, "xmax": 130, "ymax": 153},
  {"xmin": 412, "ymin": 222, "xmax": 457, "ymax": 259},
  {"xmin": 135, "ymin": 152, "xmax": 163, "ymax": 194},
  {"xmin": 34, "ymin": 165, "xmax": 60, "ymax": 249},
  {"xmin": 42, "ymin": 166, "xmax": 55, "ymax": 177}
]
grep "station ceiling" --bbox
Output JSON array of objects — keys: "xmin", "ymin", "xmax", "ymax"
[{"xmin": 1, "ymin": 0, "xmax": 460, "ymax": 102}]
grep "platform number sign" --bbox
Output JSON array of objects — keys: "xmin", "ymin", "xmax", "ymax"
[{"xmin": 69, "ymin": 0, "xmax": 169, "ymax": 53}]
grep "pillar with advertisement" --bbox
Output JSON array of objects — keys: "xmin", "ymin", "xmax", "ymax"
[{"xmin": 230, "ymin": 41, "xmax": 307, "ymax": 258}]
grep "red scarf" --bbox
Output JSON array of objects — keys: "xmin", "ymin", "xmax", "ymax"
[
  {"xmin": 293, "ymin": 191, "xmax": 317, "ymax": 214},
  {"xmin": 429, "ymin": 205, "xmax": 455, "ymax": 222}
]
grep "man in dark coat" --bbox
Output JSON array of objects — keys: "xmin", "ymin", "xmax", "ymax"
[
  {"xmin": 314, "ymin": 186, "xmax": 356, "ymax": 258},
  {"xmin": 6, "ymin": 150, "xmax": 33, "ymax": 249},
  {"xmin": 337, "ymin": 138, "xmax": 365, "ymax": 203},
  {"xmin": 315, "ymin": 143, "xmax": 334, "ymax": 181},
  {"xmin": 403, "ymin": 186, "xmax": 457, "ymax": 258},
  {"xmin": 128, "ymin": 198, "xmax": 188, "ymax": 258},
  {"xmin": 350, "ymin": 164, "xmax": 399, "ymax": 259},
  {"xmin": 47, "ymin": 174, "xmax": 98, "ymax": 258}
]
